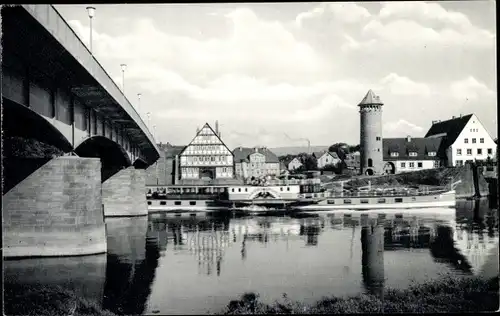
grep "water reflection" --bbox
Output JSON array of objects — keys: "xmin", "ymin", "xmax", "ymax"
[
  {"xmin": 4, "ymin": 254, "xmax": 107, "ymax": 307},
  {"xmin": 4, "ymin": 200, "xmax": 499, "ymax": 315},
  {"xmin": 361, "ymin": 218, "xmax": 385, "ymax": 299}
]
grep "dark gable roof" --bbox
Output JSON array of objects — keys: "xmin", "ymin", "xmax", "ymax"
[
  {"xmin": 233, "ymin": 147, "xmax": 279, "ymax": 163},
  {"xmin": 383, "ymin": 137, "xmax": 444, "ymax": 161},
  {"xmin": 313, "ymin": 151, "xmax": 340, "ymax": 159},
  {"xmin": 425, "ymin": 114, "xmax": 473, "ymax": 149}
]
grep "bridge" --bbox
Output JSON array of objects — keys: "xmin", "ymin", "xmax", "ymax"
[{"xmin": 2, "ymin": 5, "xmax": 161, "ymax": 258}]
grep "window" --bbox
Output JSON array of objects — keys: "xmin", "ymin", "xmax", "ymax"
[
  {"xmin": 360, "ymin": 199, "xmax": 369, "ymax": 204},
  {"xmin": 409, "ymin": 152, "xmax": 417, "ymax": 157},
  {"xmin": 395, "ymin": 198, "xmax": 403, "ymax": 203},
  {"xmin": 368, "ymin": 158, "xmax": 373, "ymax": 167},
  {"xmin": 456, "ymin": 160, "xmax": 463, "ymax": 166},
  {"xmin": 238, "ymin": 188, "xmax": 241, "ymax": 192},
  {"xmin": 428, "ymin": 152, "xmax": 436, "ymax": 156},
  {"xmin": 377, "ymin": 198, "xmax": 386, "ymax": 204},
  {"xmin": 467, "ymin": 149, "xmax": 472, "ymax": 155},
  {"xmin": 390, "ymin": 152, "xmax": 399, "ymax": 157},
  {"xmin": 409, "ymin": 162, "xmax": 415, "ymax": 168},
  {"xmin": 327, "ymin": 200, "xmax": 335, "ymax": 205},
  {"xmin": 343, "ymin": 199, "xmax": 352, "ymax": 204},
  {"xmin": 464, "ymin": 138, "xmax": 469, "ymax": 143},
  {"xmin": 418, "ymin": 162, "xmax": 423, "ymax": 168},
  {"xmin": 174, "ymin": 201, "xmax": 182, "ymax": 206},
  {"xmin": 480, "ymin": 138, "xmax": 484, "ymax": 143},
  {"xmin": 189, "ymin": 201, "xmax": 196, "ymax": 206},
  {"xmin": 231, "ymin": 188, "xmax": 234, "ymax": 192},
  {"xmin": 434, "ymin": 161, "xmax": 440, "ymax": 168},
  {"xmin": 280, "ymin": 187, "xmax": 283, "ymax": 191},
  {"xmin": 147, "ymin": 201, "xmax": 152, "ymax": 205},
  {"xmin": 160, "ymin": 201, "xmax": 167, "ymax": 205},
  {"xmin": 401, "ymin": 162, "xmax": 406, "ymax": 168},
  {"xmin": 477, "ymin": 148, "xmax": 482, "ymax": 155},
  {"xmin": 488, "ymin": 148, "xmax": 493, "ymax": 154},
  {"xmin": 472, "ymin": 138, "xmax": 476, "ymax": 144},
  {"xmin": 376, "ymin": 136, "xmax": 381, "ymax": 141},
  {"xmin": 457, "ymin": 149, "xmax": 462, "ymax": 155}
]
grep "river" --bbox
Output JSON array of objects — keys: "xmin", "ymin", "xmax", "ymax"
[{"xmin": 4, "ymin": 199, "xmax": 499, "ymax": 315}]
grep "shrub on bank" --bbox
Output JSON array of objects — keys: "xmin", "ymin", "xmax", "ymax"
[
  {"xmin": 3, "ymin": 283, "xmax": 116, "ymax": 316},
  {"xmin": 221, "ymin": 276, "xmax": 499, "ymax": 314}
]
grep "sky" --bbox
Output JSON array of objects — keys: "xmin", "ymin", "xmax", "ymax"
[{"xmin": 55, "ymin": 1, "xmax": 497, "ymax": 149}]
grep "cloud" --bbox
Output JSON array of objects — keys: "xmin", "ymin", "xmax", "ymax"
[
  {"xmin": 380, "ymin": 73, "xmax": 431, "ymax": 96},
  {"xmin": 384, "ymin": 119, "xmax": 424, "ymax": 137},
  {"xmin": 68, "ymin": 8, "xmax": 326, "ymax": 82},
  {"xmin": 379, "ymin": 2, "xmax": 473, "ymax": 30},
  {"xmin": 361, "ymin": 19, "xmax": 494, "ymax": 49},
  {"xmin": 295, "ymin": 2, "xmax": 370, "ymax": 28},
  {"xmin": 450, "ymin": 76, "xmax": 495, "ymax": 101}
]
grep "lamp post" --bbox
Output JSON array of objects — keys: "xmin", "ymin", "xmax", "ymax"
[
  {"xmin": 120, "ymin": 63, "xmax": 127, "ymax": 93},
  {"xmin": 86, "ymin": 7, "xmax": 96, "ymax": 53},
  {"xmin": 137, "ymin": 93, "xmax": 142, "ymax": 116},
  {"xmin": 153, "ymin": 124, "xmax": 157, "ymax": 141},
  {"xmin": 147, "ymin": 112, "xmax": 151, "ymax": 130}
]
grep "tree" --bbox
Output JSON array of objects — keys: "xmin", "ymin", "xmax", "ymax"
[{"xmin": 328, "ymin": 143, "xmax": 349, "ymax": 160}]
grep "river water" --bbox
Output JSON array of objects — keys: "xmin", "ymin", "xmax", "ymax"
[{"xmin": 4, "ymin": 199, "xmax": 499, "ymax": 315}]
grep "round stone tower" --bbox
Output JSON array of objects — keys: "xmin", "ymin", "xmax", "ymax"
[{"xmin": 358, "ymin": 90, "xmax": 384, "ymax": 176}]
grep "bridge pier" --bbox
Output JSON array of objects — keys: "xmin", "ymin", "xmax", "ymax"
[
  {"xmin": 102, "ymin": 167, "xmax": 147, "ymax": 217},
  {"xmin": 3, "ymin": 156, "xmax": 107, "ymax": 258}
]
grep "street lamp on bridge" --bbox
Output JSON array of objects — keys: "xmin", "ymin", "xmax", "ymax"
[
  {"xmin": 137, "ymin": 93, "xmax": 142, "ymax": 114},
  {"xmin": 86, "ymin": 6, "xmax": 96, "ymax": 54},
  {"xmin": 147, "ymin": 112, "xmax": 151, "ymax": 131},
  {"xmin": 120, "ymin": 63, "xmax": 127, "ymax": 93},
  {"xmin": 153, "ymin": 124, "xmax": 157, "ymax": 141}
]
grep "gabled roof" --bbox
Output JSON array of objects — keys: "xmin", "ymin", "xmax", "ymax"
[
  {"xmin": 232, "ymin": 147, "xmax": 280, "ymax": 163},
  {"xmin": 425, "ymin": 114, "xmax": 473, "ymax": 149},
  {"xmin": 358, "ymin": 89, "xmax": 383, "ymax": 106},
  {"xmin": 179, "ymin": 122, "xmax": 234, "ymax": 157},
  {"xmin": 383, "ymin": 137, "xmax": 445, "ymax": 161},
  {"xmin": 313, "ymin": 151, "xmax": 340, "ymax": 160}
]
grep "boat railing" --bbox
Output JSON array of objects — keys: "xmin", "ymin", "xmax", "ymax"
[{"xmin": 298, "ymin": 187, "xmax": 450, "ymax": 199}]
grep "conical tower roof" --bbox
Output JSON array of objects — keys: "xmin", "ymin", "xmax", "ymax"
[{"xmin": 358, "ymin": 89, "xmax": 383, "ymax": 106}]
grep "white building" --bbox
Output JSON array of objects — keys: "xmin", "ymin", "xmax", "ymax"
[
  {"xmin": 313, "ymin": 151, "xmax": 341, "ymax": 169},
  {"xmin": 287, "ymin": 157, "xmax": 303, "ymax": 171},
  {"xmin": 233, "ymin": 147, "xmax": 281, "ymax": 180},
  {"xmin": 382, "ymin": 136, "xmax": 443, "ymax": 174},
  {"xmin": 425, "ymin": 114, "xmax": 497, "ymax": 167}
]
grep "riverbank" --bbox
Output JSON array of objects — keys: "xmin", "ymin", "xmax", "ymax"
[
  {"xmin": 4, "ymin": 276, "xmax": 498, "ymax": 315},
  {"xmin": 221, "ymin": 276, "xmax": 499, "ymax": 314}
]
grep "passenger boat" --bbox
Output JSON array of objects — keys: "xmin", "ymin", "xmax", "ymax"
[{"xmin": 289, "ymin": 187, "xmax": 456, "ymax": 211}]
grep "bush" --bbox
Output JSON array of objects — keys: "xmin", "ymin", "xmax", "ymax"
[{"xmin": 221, "ymin": 276, "xmax": 499, "ymax": 314}]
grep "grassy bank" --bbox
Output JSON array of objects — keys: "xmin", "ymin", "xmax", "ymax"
[
  {"xmin": 221, "ymin": 276, "xmax": 499, "ymax": 314},
  {"xmin": 3, "ymin": 283, "xmax": 115, "ymax": 316}
]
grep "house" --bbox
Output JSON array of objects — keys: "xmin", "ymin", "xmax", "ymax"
[
  {"xmin": 313, "ymin": 151, "xmax": 341, "ymax": 169},
  {"xmin": 175, "ymin": 121, "xmax": 234, "ymax": 183},
  {"xmin": 382, "ymin": 136, "xmax": 444, "ymax": 174},
  {"xmin": 425, "ymin": 114, "xmax": 497, "ymax": 167},
  {"xmin": 287, "ymin": 157, "xmax": 303, "ymax": 171},
  {"xmin": 233, "ymin": 147, "xmax": 281, "ymax": 179},
  {"xmin": 344, "ymin": 151, "xmax": 360, "ymax": 171}
]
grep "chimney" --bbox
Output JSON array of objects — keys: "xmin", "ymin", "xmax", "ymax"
[
  {"xmin": 406, "ymin": 135, "xmax": 412, "ymax": 142},
  {"xmin": 215, "ymin": 120, "xmax": 219, "ymax": 135},
  {"xmin": 460, "ymin": 113, "xmax": 462, "ymax": 117},
  {"xmin": 254, "ymin": 147, "xmax": 258, "ymax": 153},
  {"xmin": 196, "ymin": 126, "xmax": 200, "ymax": 134},
  {"xmin": 452, "ymin": 116, "xmax": 456, "ymax": 119},
  {"xmin": 239, "ymin": 147, "xmax": 243, "ymax": 151}
]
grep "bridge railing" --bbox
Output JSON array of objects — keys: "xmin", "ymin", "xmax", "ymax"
[{"xmin": 22, "ymin": 5, "xmax": 159, "ymax": 162}]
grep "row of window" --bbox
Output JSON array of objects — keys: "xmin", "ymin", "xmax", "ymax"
[
  {"xmin": 390, "ymin": 151, "xmax": 436, "ymax": 157},
  {"xmin": 182, "ymin": 167, "xmax": 231, "ymax": 173},
  {"xmin": 469, "ymin": 128, "xmax": 479, "ymax": 133},
  {"xmin": 455, "ymin": 160, "xmax": 474, "ymax": 166},
  {"xmin": 457, "ymin": 148, "xmax": 493, "ymax": 156},
  {"xmin": 327, "ymin": 197, "xmax": 406, "ymax": 204},
  {"xmin": 399, "ymin": 161, "xmax": 440, "ymax": 168},
  {"xmin": 464, "ymin": 138, "xmax": 485, "ymax": 144},
  {"xmin": 187, "ymin": 145, "xmax": 226, "ymax": 152},
  {"xmin": 184, "ymin": 155, "xmax": 230, "ymax": 162},
  {"xmin": 230, "ymin": 187, "xmax": 291, "ymax": 193}
]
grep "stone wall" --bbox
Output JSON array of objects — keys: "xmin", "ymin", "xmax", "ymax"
[
  {"xmin": 3, "ymin": 156, "xmax": 107, "ymax": 257},
  {"xmin": 102, "ymin": 167, "xmax": 147, "ymax": 217}
]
